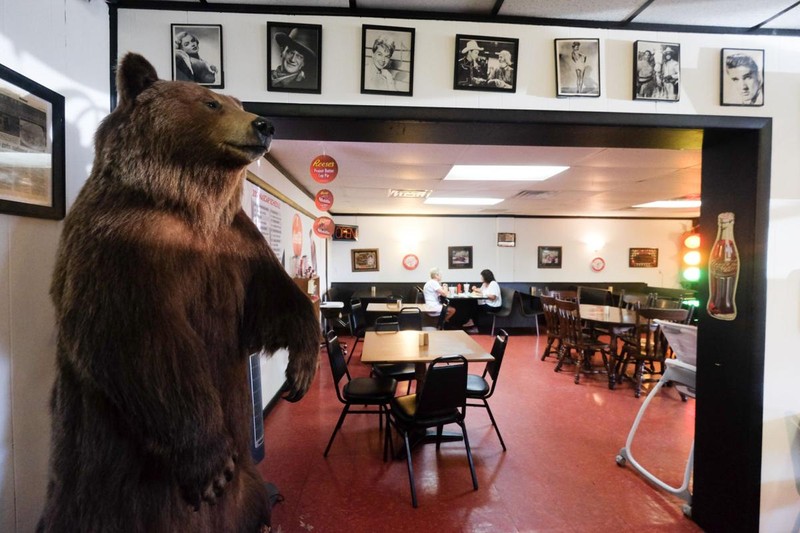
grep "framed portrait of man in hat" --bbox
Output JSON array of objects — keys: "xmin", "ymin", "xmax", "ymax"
[
  {"xmin": 171, "ymin": 24, "xmax": 224, "ymax": 88},
  {"xmin": 554, "ymin": 38, "xmax": 600, "ymax": 97},
  {"xmin": 632, "ymin": 40, "xmax": 681, "ymax": 102},
  {"xmin": 361, "ymin": 24, "xmax": 415, "ymax": 96},
  {"xmin": 453, "ymin": 34, "xmax": 519, "ymax": 93},
  {"xmin": 267, "ymin": 22, "xmax": 322, "ymax": 94}
]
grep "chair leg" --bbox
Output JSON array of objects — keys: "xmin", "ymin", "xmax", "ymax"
[
  {"xmin": 324, "ymin": 403, "xmax": 351, "ymax": 457},
  {"xmin": 490, "ymin": 315, "xmax": 496, "ymax": 336},
  {"xmin": 482, "ymin": 399, "xmax": 507, "ymax": 451},
  {"xmin": 634, "ymin": 361, "xmax": 645, "ymax": 398},
  {"xmin": 459, "ymin": 421, "xmax": 479, "ymax": 491},
  {"xmin": 347, "ymin": 336, "xmax": 361, "ymax": 364},
  {"xmin": 435, "ymin": 424, "xmax": 443, "ymax": 450},
  {"xmin": 402, "ymin": 430, "xmax": 418, "ymax": 508}
]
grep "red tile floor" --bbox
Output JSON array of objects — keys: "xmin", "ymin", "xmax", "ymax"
[{"xmin": 257, "ymin": 331, "xmax": 702, "ymax": 533}]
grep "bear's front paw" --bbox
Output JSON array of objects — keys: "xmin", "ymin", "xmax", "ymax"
[
  {"xmin": 178, "ymin": 439, "xmax": 238, "ymax": 510},
  {"xmin": 283, "ymin": 349, "xmax": 319, "ymax": 402}
]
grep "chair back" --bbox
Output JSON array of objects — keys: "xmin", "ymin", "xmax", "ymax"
[
  {"xmin": 325, "ymin": 331, "xmax": 351, "ymax": 402},
  {"xmin": 484, "ymin": 329, "xmax": 509, "ymax": 387},
  {"xmin": 577, "ymin": 285, "xmax": 613, "ymax": 306},
  {"xmin": 350, "ymin": 298, "xmax": 366, "ymax": 332},
  {"xmin": 652, "ymin": 297, "xmax": 682, "ymax": 309},
  {"xmin": 492, "ymin": 287, "xmax": 516, "ymax": 317},
  {"xmin": 398, "ymin": 307, "xmax": 423, "ymax": 330},
  {"xmin": 414, "ymin": 285, "xmax": 425, "ymax": 303},
  {"xmin": 550, "ymin": 289, "xmax": 577, "ymax": 301},
  {"xmin": 436, "ymin": 298, "xmax": 450, "ymax": 330},
  {"xmin": 374, "ymin": 315, "xmax": 400, "ymax": 332},
  {"xmin": 414, "ymin": 356, "xmax": 468, "ymax": 422},
  {"xmin": 619, "ymin": 293, "xmax": 649, "ymax": 310},
  {"xmin": 540, "ymin": 294, "xmax": 560, "ymax": 336},
  {"xmin": 555, "ymin": 298, "xmax": 583, "ymax": 350},
  {"xmin": 632, "ymin": 307, "xmax": 689, "ymax": 359}
]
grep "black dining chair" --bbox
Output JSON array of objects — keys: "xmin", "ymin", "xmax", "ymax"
[
  {"xmin": 517, "ymin": 292, "xmax": 542, "ymax": 336},
  {"xmin": 388, "ymin": 355, "xmax": 478, "ymax": 507},
  {"xmin": 466, "ymin": 329, "xmax": 509, "ymax": 451},
  {"xmin": 487, "ymin": 287, "xmax": 515, "ymax": 336},
  {"xmin": 577, "ymin": 285, "xmax": 614, "ymax": 306},
  {"xmin": 423, "ymin": 297, "xmax": 450, "ymax": 332},
  {"xmin": 324, "ymin": 331, "xmax": 397, "ymax": 458},
  {"xmin": 347, "ymin": 298, "xmax": 368, "ymax": 364},
  {"xmin": 398, "ymin": 307, "xmax": 423, "ymax": 330},
  {"xmin": 370, "ymin": 316, "xmax": 416, "ymax": 394}
]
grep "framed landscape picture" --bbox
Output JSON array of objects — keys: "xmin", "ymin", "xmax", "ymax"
[
  {"xmin": 538, "ymin": 246, "xmax": 562, "ymax": 268},
  {"xmin": 351, "ymin": 248, "xmax": 379, "ymax": 272},
  {"xmin": 448, "ymin": 246, "xmax": 473, "ymax": 269},
  {"xmin": 721, "ymin": 48, "xmax": 764, "ymax": 106},
  {"xmin": 554, "ymin": 39, "xmax": 600, "ymax": 97},
  {"xmin": 361, "ymin": 24, "xmax": 415, "ymax": 96},
  {"xmin": 267, "ymin": 22, "xmax": 322, "ymax": 94},
  {"xmin": 453, "ymin": 34, "xmax": 519, "ymax": 92},
  {"xmin": 632, "ymin": 40, "xmax": 680, "ymax": 102},
  {"xmin": 629, "ymin": 247, "xmax": 659, "ymax": 268},
  {"xmin": 171, "ymin": 24, "xmax": 224, "ymax": 88}
]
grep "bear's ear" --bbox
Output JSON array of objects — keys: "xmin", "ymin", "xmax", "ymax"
[{"xmin": 116, "ymin": 53, "xmax": 159, "ymax": 106}]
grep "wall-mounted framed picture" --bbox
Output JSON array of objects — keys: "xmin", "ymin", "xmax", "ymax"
[
  {"xmin": 554, "ymin": 39, "xmax": 600, "ymax": 97},
  {"xmin": 629, "ymin": 247, "xmax": 659, "ymax": 268},
  {"xmin": 448, "ymin": 246, "xmax": 473, "ymax": 269},
  {"xmin": 267, "ymin": 22, "xmax": 322, "ymax": 94},
  {"xmin": 0, "ymin": 63, "xmax": 65, "ymax": 220},
  {"xmin": 632, "ymin": 40, "xmax": 680, "ymax": 101},
  {"xmin": 361, "ymin": 24, "xmax": 415, "ymax": 96},
  {"xmin": 171, "ymin": 24, "xmax": 224, "ymax": 88},
  {"xmin": 721, "ymin": 48, "xmax": 764, "ymax": 106},
  {"xmin": 538, "ymin": 246, "xmax": 562, "ymax": 268},
  {"xmin": 497, "ymin": 232, "xmax": 516, "ymax": 247},
  {"xmin": 453, "ymin": 34, "xmax": 519, "ymax": 92},
  {"xmin": 351, "ymin": 248, "xmax": 379, "ymax": 272}
]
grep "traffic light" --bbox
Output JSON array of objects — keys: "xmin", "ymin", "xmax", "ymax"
[{"xmin": 680, "ymin": 229, "xmax": 701, "ymax": 284}]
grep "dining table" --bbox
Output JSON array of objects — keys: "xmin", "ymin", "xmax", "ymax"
[
  {"xmin": 365, "ymin": 302, "xmax": 440, "ymax": 314},
  {"xmin": 578, "ymin": 304, "xmax": 639, "ymax": 388}
]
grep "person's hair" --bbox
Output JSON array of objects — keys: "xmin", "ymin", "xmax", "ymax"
[
  {"xmin": 572, "ymin": 42, "xmax": 580, "ymax": 48},
  {"xmin": 497, "ymin": 50, "xmax": 512, "ymax": 63},
  {"xmin": 174, "ymin": 31, "xmax": 198, "ymax": 50},
  {"xmin": 429, "ymin": 267, "xmax": 440, "ymax": 279},
  {"xmin": 480, "ymin": 269, "xmax": 495, "ymax": 283},
  {"xmin": 372, "ymin": 35, "xmax": 396, "ymax": 57},
  {"xmin": 725, "ymin": 53, "xmax": 759, "ymax": 76}
]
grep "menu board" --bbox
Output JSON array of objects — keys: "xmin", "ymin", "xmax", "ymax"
[{"xmin": 249, "ymin": 185, "xmax": 283, "ymax": 260}]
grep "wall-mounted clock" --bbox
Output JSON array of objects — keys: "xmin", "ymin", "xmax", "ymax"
[
  {"xmin": 591, "ymin": 257, "xmax": 606, "ymax": 272},
  {"xmin": 402, "ymin": 254, "xmax": 419, "ymax": 270}
]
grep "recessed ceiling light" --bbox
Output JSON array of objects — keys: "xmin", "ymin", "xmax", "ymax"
[
  {"xmin": 424, "ymin": 197, "xmax": 504, "ymax": 206},
  {"xmin": 633, "ymin": 199, "xmax": 702, "ymax": 208},
  {"xmin": 444, "ymin": 165, "xmax": 568, "ymax": 181}
]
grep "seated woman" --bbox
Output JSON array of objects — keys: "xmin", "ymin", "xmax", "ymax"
[
  {"xmin": 423, "ymin": 267, "xmax": 456, "ymax": 324},
  {"xmin": 463, "ymin": 269, "xmax": 502, "ymax": 330}
]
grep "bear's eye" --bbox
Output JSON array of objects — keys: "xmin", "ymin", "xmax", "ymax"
[{"xmin": 205, "ymin": 100, "xmax": 221, "ymax": 110}]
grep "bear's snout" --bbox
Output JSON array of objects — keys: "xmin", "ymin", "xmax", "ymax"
[{"xmin": 252, "ymin": 117, "xmax": 274, "ymax": 150}]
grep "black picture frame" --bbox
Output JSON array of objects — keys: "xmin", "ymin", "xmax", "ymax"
[
  {"xmin": 448, "ymin": 246, "xmax": 473, "ymax": 269},
  {"xmin": 629, "ymin": 247, "xmax": 659, "ymax": 268},
  {"xmin": 0, "ymin": 64, "xmax": 65, "ymax": 220},
  {"xmin": 267, "ymin": 22, "xmax": 322, "ymax": 94},
  {"xmin": 171, "ymin": 24, "xmax": 224, "ymax": 88},
  {"xmin": 632, "ymin": 40, "xmax": 681, "ymax": 102},
  {"xmin": 721, "ymin": 48, "xmax": 764, "ymax": 107},
  {"xmin": 361, "ymin": 24, "xmax": 415, "ymax": 97},
  {"xmin": 538, "ymin": 246, "xmax": 562, "ymax": 268},
  {"xmin": 453, "ymin": 34, "xmax": 519, "ymax": 92},
  {"xmin": 351, "ymin": 248, "xmax": 379, "ymax": 272},
  {"xmin": 554, "ymin": 39, "xmax": 600, "ymax": 97}
]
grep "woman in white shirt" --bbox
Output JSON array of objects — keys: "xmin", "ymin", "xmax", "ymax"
[
  {"xmin": 463, "ymin": 269, "xmax": 501, "ymax": 330},
  {"xmin": 423, "ymin": 267, "xmax": 456, "ymax": 323}
]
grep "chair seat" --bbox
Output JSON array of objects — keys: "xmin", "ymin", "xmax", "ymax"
[
  {"xmin": 391, "ymin": 393, "xmax": 460, "ymax": 427},
  {"xmin": 373, "ymin": 363, "xmax": 416, "ymax": 380},
  {"xmin": 344, "ymin": 376, "xmax": 397, "ymax": 401},
  {"xmin": 465, "ymin": 373, "xmax": 490, "ymax": 397}
]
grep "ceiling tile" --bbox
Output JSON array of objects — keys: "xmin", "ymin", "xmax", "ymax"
[
  {"xmin": 499, "ymin": 0, "xmax": 645, "ymax": 21},
  {"xmin": 633, "ymin": 0, "xmax": 796, "ymax": 28},
  {"xmin": 357, "ymin": 0, "xmax": 496, "ymax": 14}
]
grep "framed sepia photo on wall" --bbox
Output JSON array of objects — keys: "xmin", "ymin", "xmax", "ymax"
[
  {"xmin": 538, "ymin": 246, "xmax": 562, "ymax": 268},
  {"xmin": 267, "ymin": 22, "xmax": 322, "ymax": 94},
  {"xmin": 361, "ymin": 24, "xmax": 415, "ymax": 96},
  {"xmin": 453, "ymin": 34, "xmax": 519, "ymax": 92},
  {"xmin": 497, "ymin": 232, "xmax": 516, "ymax": 247},
  {"xmin": 0, "ymin": 63, "xmax": 65, "ymax": 220},
  {"xmin": 448, "ymin": 246, "xmax": 473, "ymax": 269},
  {"xmin": 721, "ymin": 48, "xmax": 764, "ymax": 106},
  {"xmin": 629, "ymin": 247, "xmax": 659, "ymax": 268},
  {"xmin": 632, "ymin": 40, "xmax": 681, "ymax": 102},
  {"xmin": 554, "ymin": 39, "xmax": 600, "ymax": 97},
  {"xmin": 171, "ymin": 24, "xmax": 224, "ymax": 88},
  {"xmin": 351, "ymin": 248, "xmax": 379, "ymax": 272}
]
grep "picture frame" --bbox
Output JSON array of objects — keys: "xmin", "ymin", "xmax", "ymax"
[
  {"xmin": 171, "ymin": 24, "xmax": 224, "ymax": 88},
  {"xmin": 554, "ymin": 39, "xmax": 600, "ymax": 97},
  {"xmin": 538, "ymin": 246, "xmax": 562, "ymax": 269},
  {"xmin": 361, "ymin": 24, "xmax": 415, "ymax": 97},
  {"xmin": 448, "ymin": 246, "xmax": 473, "ymax": 269},
  {"xmin": 632, "ymin": 40, "xmax": 681, "ymax": 102},
  {"xmin": 267, "ymin": 22, "xmax": 322, "ymax": 94},
  {"xmin": 351, "ymin": 248, "xmax": 379, "ymax": 272},
  {"xmin": 0, "ymin": 63, "xmax": 65, "ymax": 220},
  {"xmin": 721, "ymin": 48, "xmax": 764, "ymax": 106},
  {"xmin": 629, "ymin": 247, "xmax": 659, "ymax": 268},
  {"xmin": 497, "ymin": 232, "xmax": 516, "ymax": 247},
  {"xmin": 453, "ymin": 34, "xmax": 519, "ymax": 92}
]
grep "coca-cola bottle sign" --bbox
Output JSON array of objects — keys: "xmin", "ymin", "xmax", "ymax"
[{"xmin": 309, "ymin": 154, "xmax": 338, "ymax": 183}]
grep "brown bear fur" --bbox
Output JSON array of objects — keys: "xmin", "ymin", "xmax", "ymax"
[{"xmin": 37, "ymin": 53, "xmax": 320, "ymax": 532}]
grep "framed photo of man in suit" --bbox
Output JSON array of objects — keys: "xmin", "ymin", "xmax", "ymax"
[{"xmin": 721, "ymin": 48, "xmax": 764, "ymax": 106}]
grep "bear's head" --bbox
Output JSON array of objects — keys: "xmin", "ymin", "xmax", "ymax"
[{"xmin": 92, "ymin": 53, "xmax": 273, "ymax": 217}]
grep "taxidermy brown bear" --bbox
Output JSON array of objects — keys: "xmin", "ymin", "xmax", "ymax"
[{"xmin": 37, "ymin": 53, "xmax": 320, "ymax": 532}]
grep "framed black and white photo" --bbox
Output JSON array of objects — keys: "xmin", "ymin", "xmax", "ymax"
[
  {"xmin": 0, "ymin": 63, "xmax": 65, "ymax": 220},
  {"xmin": 361, "ymin": 24, "xmax": 415, "ymax": 96},
  {"xmin": 554, "ymin": 39, "xmax": 600, "ymax": 97},
  {"xmin": 453, "ymin": 34, "xmax": 519, "ymax": 92},
  {"xmin": 721, "ymin": 48, "xmax": 764, "ymax": 106},
  {"xmin": 171, "ymin": 24, "xmax": 223, "ymax": 88},
  {"xmin": 632, "ymin": 41, "xmax": 680, "ymax": 102},
  {"xmin": 538, "ymin": 246, "xmax": 562, "ymax": 269},
  {"xmin": 448, "ymin": 246, "xmax": 473, "ymax": 269},
  {"xmin": 267, "ymin": 22, "xmax": 322, "ymax": 94}
]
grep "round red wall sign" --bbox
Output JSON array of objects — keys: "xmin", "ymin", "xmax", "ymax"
[
  {"xmin": 309, "ymin": 154, "xmax": 338, "ymax": 183},
  {"xmin": 313, "ymin": 216, "xmax": 334, "ymax": 239},
  {"xmin": 402, "ymin": 254, "xmax": 419, "ymax": 270},
  {"xmin": 315, "ymin": 189, "xmax": 334, "ymax": 211}
]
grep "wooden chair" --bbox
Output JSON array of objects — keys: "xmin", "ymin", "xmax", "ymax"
[
  {"xmin": 466, "ymin": 330, "xmax": 509, "ymax": 451},
  {"xmin": 554, "ymin": 298, "xmax": 614, "ymax": 387},
  {"xmin": 388, "ymin": 355, "xmax": 478, "ymax": 507},
  {"xmin": 539, "ymin": 294, "xmax": 562, "ymax": 361},
  {"xmin": 616, "ymin": 307, "xmax": 690, "ymax": 397},
  {"xmin": 550, "ymin": 289, "xmax": 577, "ymax": 301}
]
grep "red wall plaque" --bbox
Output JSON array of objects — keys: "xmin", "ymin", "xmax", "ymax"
[
  {"xmin": 313, "ymin": 216, "xmax": 334, "ymax": 238},
  {"xmin": 315, "ymin": 189, "xmax": 334, "ymax": 211},
  {"xmin": 309, "ymin": 154, "xmax": 338, "ymax": 183}
]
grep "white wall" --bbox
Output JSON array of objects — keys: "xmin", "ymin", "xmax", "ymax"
[{"xmin": 330, "ymin": 215, "xmax": 691, "ymax": 288}]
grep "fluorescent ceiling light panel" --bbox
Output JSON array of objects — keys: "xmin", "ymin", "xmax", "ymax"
[
  {"xmin": 424, "ymin": 197, "xmax": 503, "ymax": 206},
  {"xmin": 444, "ymin": 165, "xmax": 568, "ymax": 181},
  {"xmin": 633, "ymin": 199, "xmax": 702, "ymax": 208}
]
